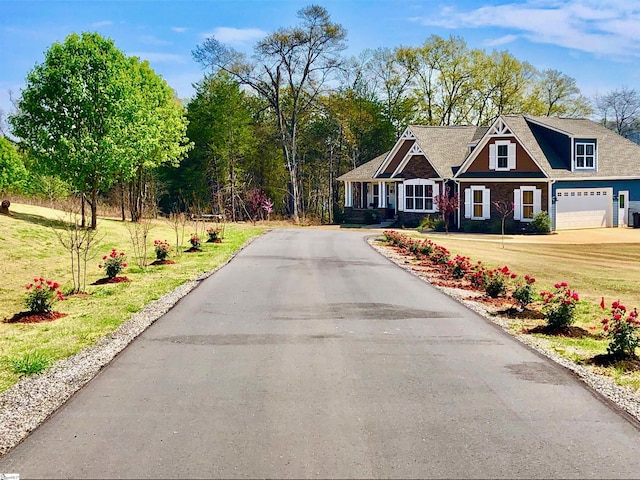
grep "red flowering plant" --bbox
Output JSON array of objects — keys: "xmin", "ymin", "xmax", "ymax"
[
  {"xmin": 469, "ymin": 261, "xmax": 488, "ymax": 289},
  {"xmin": 484, "ymin": 266, "xmax": 516, "ymax": 298},
  {"xmin": 418, "ymin": 239, "xmax": 435, "ymax": 256},
  {"xmin": 206, "ymin": 227, "xmax": 222, "ymax": 242},
  {"xmin": 601, "ymin": 300, "xmax": 640, "ymax": 359},
  {"xmin": 99, "ymin": 249, "xmax": 128, "ymax": 279},
  {"xmin": 447, "ymin": 255, "xmax": 472, "ymax": 279},
  {"xmin": 431, "ymin": 245, "xmax": 451, "ymax": 265},
  {"xmin": 24, "ymin": 278, "xmax": 65, "ymax": 314},
  {"xmin": 189, "ymin": 233, "xmax": 201, "ymax": 249},
  {"xmin": 540, "ymin": 282, "xmax": 579, "ymax": 328},
  {"xmin": 153, "ymin": 240, "xmax": 171, "ymax": 261},
  {"xmin": 513, "ymin": 274, "xmax": 536, "ymax": 309}
]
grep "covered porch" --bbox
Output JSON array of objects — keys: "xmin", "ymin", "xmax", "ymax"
[{"xmin": 344, "ymin": 180, "xmax": 398, "ymax": 220}]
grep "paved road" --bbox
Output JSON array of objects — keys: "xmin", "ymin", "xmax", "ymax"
[{"xmin": 2, "ymin": 229, "xmax": 640, "ymax": 478}]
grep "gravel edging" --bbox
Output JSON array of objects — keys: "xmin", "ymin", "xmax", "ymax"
[
  {"xmin": 0, "ymin": 234, "xmax": 261, "ymax": 458},
  {"xmin": 367, "ymin": 236, "xmax": 640, "ymax": 424}
]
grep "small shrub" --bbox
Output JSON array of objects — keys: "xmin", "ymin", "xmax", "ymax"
[
  {"xmin": 206, "ymin": 227, "xmax": 221, "ymax": 242},
  {"xmin": 530, "ymin": 211, "xmax": 551, "ymax": 234},
  {"xmin": 189, "ymin": 234, "xmax": 202, "ymax": 249},
  {"xmin": 24, "ymin": 278, "xmax": 65, "ymax": 314},
  {"xmin": 601, "ymin": 301, "xmax": 640, "ymax": 359},
  {"xmin": 469, "ymin": 261, "xmax": 488, "ymax": 289},
  {"xmin": 432, "ymin": 218, "xmax": 446, "ymax": 232},
  {"xmin": 99, "ymin": 249, "xmax": 128, "ymax": 279},
  {"xmin": 431, "ymin": 245, "xmax": 451, "ymax": 264},
  {"xmin": 418, "ymin": 216, "xmax": 435, "ymax": 231},
  {"xmin": 540, "ymin": 282, "xmax": 579, "ymax": 328},
  {"xmin": 418, "ymin": 239, "xmax": 435, "ymax": 256},
  {"xmin": 153, "ymin": 240, "xmax": 171, "ymax": 261},
  {"xmin": 447, "ymin": 255, "xmax": 472, "ymax": 279},
  {"xmin": 484, "ymin": 266, "xmax": 516, "ymax": 298},
  {"xmin": 513, "ymin": 274, "xmax": 536, "ymax": 309},
  {"xmin": 10, "ymin": 352, "xmax": 50, "ymax": 376},
  {"xmin": 463, "ymin": 221, "xmax": 489, "ymax": 233}
]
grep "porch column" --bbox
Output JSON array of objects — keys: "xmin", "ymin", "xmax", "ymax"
[
  {"xmin": 378, "ymin": 181, "xmax": 386, "ymax": 208},
  {"xmin": 345, "ymin": 182, "xmax": 352, "ymax": 207}
]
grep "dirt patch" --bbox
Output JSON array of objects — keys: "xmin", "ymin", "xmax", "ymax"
[
  {"xmin": 3, "ymin": 311, "xmax": 67, "ymax": 324},
  {"xmin": 526, "ymin": 324, "xmax": 597, "ymax": 338},
  {"xmin": 206, "ymin": 239, "xmax": 222, "ymax": 243},
  {"xmin": 91, "ymin": 276, "xmax": 131, "ymax": 285},
  {"xmin": 150, "ymin": 259, "xmax": 176, "ymax": 266},
  {"xmin": 184, "ymin": 247, "xmax": 202, "ymax": 253},
  {"xmin": 588, "ymin": 354, "xmax": 640, "ymax": 371}
]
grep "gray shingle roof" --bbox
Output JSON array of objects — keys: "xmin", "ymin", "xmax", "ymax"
[
  {"xmin": 406, "ymin": 125, "xmax": 488, "ymax": 178},
  {"xmin": 337, "ymin": 151, "xmax": 389, "ymax": 181},
  {"xmin": 506, "ymin": 115, "xmax": 640, "ymax": 178}
]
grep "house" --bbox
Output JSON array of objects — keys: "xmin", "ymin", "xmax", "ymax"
[{"xmin": 337, "ymin": 115, "xmax": 640, "ymax": 231}]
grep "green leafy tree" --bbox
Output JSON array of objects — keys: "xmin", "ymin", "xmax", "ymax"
[
  {"xmin": 525, "ymin": 69, "xmax": 592, "ymax": 117},
  {"xmin": 10, "ymin": 32, "xmax": 133, "ymax": 228},
  {"xmin": 0, "ymin": 137, "xmax": 28, "ymax": 194}
]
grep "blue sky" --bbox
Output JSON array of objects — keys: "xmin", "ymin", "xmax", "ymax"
[{"xmin": 1, "ymin": 0, "xmax": 640, "ymax": 119}]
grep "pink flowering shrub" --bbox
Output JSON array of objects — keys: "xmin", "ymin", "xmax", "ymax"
[
  {"xmin": 189, "ymin": 234, "xmax": 201, "ymax": 249},
  {"xmin": 153, "ymin": 240, "xmax": 171, "ymax": 261},
  {"xmin": 540, "ymin": 282, "xmax": 579, "ymax": 328},
  {"xmin": 24, "ymin": 278, "xmax": 65, "ymax": 314},
  {"xmin": 99, "ymin": 249, "xmax": 128, "ymax": 279},
  {"xmin": 601, "ymin": 301, "xmax": 640, "ymax": 359}
]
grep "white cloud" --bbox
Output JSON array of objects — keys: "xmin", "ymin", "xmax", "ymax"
[
  {"xmin": 412, "ymin": 0, "xmax": 640, "ymax": 59},
  {"xmin": 484, "ymin": 34, "xmax": 519, "ymax": 47},
  {"xmin": 171, "ymin": 27, "xmax": 188, "ymax": 33},
  {"xmin": 140, "ymin": 34, "xmax": 172, "ymax": 46},
  {"xmin": 202, "ymin": 27, "xmax": 266, "ymax": 45},
  {"xmin": 91, "ymin": 20, "xmax": 113, "ymax": 28},
  {"xmin": 129, "ymin": 52, "xmax": 187, "ymax": 64}
]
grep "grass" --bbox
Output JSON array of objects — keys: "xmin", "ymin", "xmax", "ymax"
[
  {"xmin": 392, "ymin": 229, "xmax": 640, "ymax": 389},
  {"xmin": 0, "ymin": 203, "xmax": 264, "ymax": 392}
]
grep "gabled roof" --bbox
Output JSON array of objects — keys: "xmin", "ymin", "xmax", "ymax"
[
  {"xmin": 521, "ymin": 116, "xmax": 640, "ymax": 178},
  {"xmin": 404, "ymin": 125, "xmax": 488, "ymax": 178},
  {"xmin": 337, "ymin": 151, "xmax": 389, "ymax": 181}
]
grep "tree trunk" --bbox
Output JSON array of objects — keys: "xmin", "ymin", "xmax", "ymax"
[
  {"xmin": 90, "ymin": 188, "xmax": 98, "ymax": 229},
  {"xmin": 81, "ymin": 193, "xmax": 86, "ymax": 228}
]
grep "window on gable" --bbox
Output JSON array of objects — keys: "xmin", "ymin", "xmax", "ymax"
[
  {"xmin": 575, "ymin": 142, "xmax": 595, "ymax": 169},
  {"xmin": 489, "ymin": 141, "xmax": 515, "ymax": 171},
  {"xmin": 403, "ymin": 180, "xmax": 437, "ymax": 212},
  {"xmin": 497, "ymin": 144, "xmax": 508, "ymax": 169}
]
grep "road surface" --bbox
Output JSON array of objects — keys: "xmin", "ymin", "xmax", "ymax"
[{"xmin": 2, "ymin": 229, "xmax": 640, "ymax": 478}]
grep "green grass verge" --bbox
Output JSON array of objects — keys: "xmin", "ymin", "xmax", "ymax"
[{"xmin": 0, "ymin": 203, "xmax": 264, "ymax": 393}]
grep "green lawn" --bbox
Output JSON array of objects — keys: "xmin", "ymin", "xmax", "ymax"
[{"xmin": 0, "ymin": 203, "xmax": 264, "ymax": 392}]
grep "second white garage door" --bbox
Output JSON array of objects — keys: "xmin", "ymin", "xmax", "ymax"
[{"xmin": 555, "ymin": 188, "xmax": 613, "ymax": 229}]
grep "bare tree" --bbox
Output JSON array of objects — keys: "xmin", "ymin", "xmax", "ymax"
[
  {"xmin": 596, "ymin": 87, "xmax": 640, "ymax": 139},
  {"xmin": 193, "ymin": 4, "xmax": 346, "ymax": 222},
  {"xmin": 493, "ymin": 200, "xmax": 514, "ymax": 249}
]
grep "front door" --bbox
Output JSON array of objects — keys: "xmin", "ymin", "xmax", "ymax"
[{"xmin": 619, "ymin": 191, "xmax": 629, "ymax": 227}]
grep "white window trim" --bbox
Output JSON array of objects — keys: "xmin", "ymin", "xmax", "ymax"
[
  {"xmin": 574, "ymin": 141, "xmax": 596, "ymax": 170},
  {"xmin": 489, "ymin": 140, "xmax": 516, "ymax": 172},
  {"xmin": 464, "ymin": 186, "xmax": 491, "ymax": 220},
  {"xmin": 402, "ymin": 179, "xmax": 439, "ymax": 213},
  {"xmin": 514, "ymin": 186, "xmax": 542, "ymax": 222}
]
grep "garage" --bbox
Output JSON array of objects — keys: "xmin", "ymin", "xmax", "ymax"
[{"xmin": 555, "ymin": 188, "xmax": 613, "ymax": 229}]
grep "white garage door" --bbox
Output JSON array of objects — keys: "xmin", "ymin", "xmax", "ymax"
[{"xmin": 555, "ymin": 188, "xmax": 613, "ymax": 230}]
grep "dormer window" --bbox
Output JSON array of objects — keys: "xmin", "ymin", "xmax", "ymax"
[
  {"xmin": 575, "ymin": 142, "xmax": 595, "ymax": 169},
  {"xmin": 489, "ymin": 140, "xmax": 515, "ymax": 171}
]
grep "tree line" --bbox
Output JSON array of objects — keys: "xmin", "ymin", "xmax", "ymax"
[{"xmin": 2, "ymin": 5, "xmax": 640, "ymax": 225}]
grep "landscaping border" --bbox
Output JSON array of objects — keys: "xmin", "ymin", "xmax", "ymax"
[
  {"xmin": 367, "ymin": 235, "xmax": 640, "ymax": 425},
  {"xmin": 0, "ymin": 234, "xmax": 263, "ymax": 458}
]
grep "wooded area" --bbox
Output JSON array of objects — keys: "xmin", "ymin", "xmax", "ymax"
[{"xmin": 2, "ymin": 5, "xmax": 640, "ymax": 224}]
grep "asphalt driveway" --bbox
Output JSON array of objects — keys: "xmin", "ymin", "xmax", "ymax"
[{"xmin": 1, "ymin": 228, "xmax": 640, "ymax": 478}]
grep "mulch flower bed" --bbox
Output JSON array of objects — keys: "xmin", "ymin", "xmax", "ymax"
[
  {"xmin": 526, "ymin": 324, "xmax": 596, "ymax": 338},
  {"xmin": 587, "ymin": 354, "xmax": 640, "ymax": 371},
  {"xmin": 184, "ymin": 247, "xmax": 202, "ymax": 253},
  {"xmin": 150, "ymin": 259, "xmax": 176, "ymax": 266},
  {"xmin": 206, "ymin": 239, "xmax": 222, "ymax": 243},
  {"xmin": 3, "ymin": 311, "xmax": 67, "ymax": 324},
  {"xmin": 91, "ymin": 276, "xmax": 131, "ymax": 285}
]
